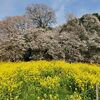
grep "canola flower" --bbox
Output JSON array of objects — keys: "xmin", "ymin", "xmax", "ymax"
[{"xmin": 0, "ymin": 61, "xmax": 99, "ymax": 100}]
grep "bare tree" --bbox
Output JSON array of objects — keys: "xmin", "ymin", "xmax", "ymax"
[{"xmin": 25, "ymin": 4, "xmax": 56, "ymax": 28}]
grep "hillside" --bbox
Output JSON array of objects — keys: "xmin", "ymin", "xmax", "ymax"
[{"xmin": 0, "ymin": 61, "xmax": 100, "ymax": 100}]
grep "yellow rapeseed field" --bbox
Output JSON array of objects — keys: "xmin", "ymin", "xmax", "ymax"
[{"xmin": 0, "ymin": 61, "xmax": 100, "ymax": 100}]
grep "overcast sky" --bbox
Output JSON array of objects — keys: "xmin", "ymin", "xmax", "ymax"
[{"xmin": 0, "ymin": 0, "xmax": 100, "ymax": 25}]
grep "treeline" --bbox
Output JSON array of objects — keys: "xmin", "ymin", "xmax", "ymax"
[{"xmin": 0, "ymin": 3, "xmax": 100, "ymax": 63}]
